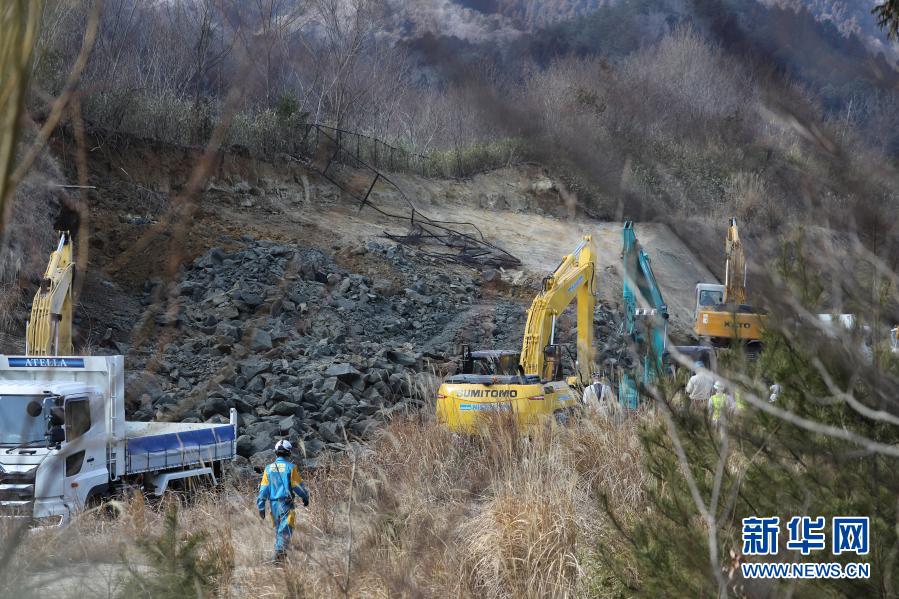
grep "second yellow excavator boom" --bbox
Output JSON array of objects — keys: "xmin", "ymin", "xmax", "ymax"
[
  {"xmin": 724, "ymin": 217, "xmax": 746, "ymax": 305},
  {"xmin": 26, "ymin": 232, "xmax": 75, "ymax": 356}
]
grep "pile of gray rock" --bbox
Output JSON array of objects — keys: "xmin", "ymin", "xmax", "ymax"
[{"xmin": 127, "ymin": 239, "xmax": 525, "ymax": 467}]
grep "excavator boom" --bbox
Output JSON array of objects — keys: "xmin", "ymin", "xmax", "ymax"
[
  {"xmin": 26, "ymin": 232, "xmax": 75, "ymax": 356},
  {"xmin": 724, "ymin": 217, "xmax": 746, "ymax": 305},
  {"xmin": 520, "ymin": 235, "xmax": 597, "ymax": 385}
]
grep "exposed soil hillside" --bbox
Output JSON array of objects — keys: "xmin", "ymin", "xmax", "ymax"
[{"xmin": 50, "ymin": 133, "xmax": 714, "ymax": 349}]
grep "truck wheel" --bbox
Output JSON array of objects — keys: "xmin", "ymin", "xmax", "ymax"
[
  {"xmin": 86, "ymin": 485, "xmax": 118, "ymax": 519},
  {"xmin": 553, "ymin": 410, "xmax": 570, "ymax": 426}
]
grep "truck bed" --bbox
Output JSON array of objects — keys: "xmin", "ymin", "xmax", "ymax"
[{"xmin": 124, "ymin": 421, "xmax": 235, "ymax": 475}]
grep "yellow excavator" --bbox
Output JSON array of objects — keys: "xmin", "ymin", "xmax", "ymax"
[
  {"xmin": 436, "ymin": 235, "xmax": 597, "ymax": 431},
  {"xmin": 25, "ymin": 232, "xmax": 75, "ymax": 356},
  {"xmin": 693, "ymin": 218, "xmax": 765, "ymax": 351}
]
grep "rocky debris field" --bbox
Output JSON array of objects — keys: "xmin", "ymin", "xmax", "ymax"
[
  {"xmin": 126, "ymin": 238, "xmax": 529, "ymax": 468},
  {"xmin": 125, "ymin": 237, "xmax": 633, "ymax": 471}
]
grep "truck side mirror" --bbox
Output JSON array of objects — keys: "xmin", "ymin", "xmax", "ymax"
[
  {"xmin": 48, "ymin": 425, "xmax": 65, "ymax": 446},
  {"xmin": 49, "ymin": 407, "xmax": 64, "ymax": 426}
]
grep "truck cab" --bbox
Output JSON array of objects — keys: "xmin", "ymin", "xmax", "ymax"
[
  {"xmin": 0, "ymin": 356, "xmax": 122, "ymax": 525},
  {"xmin": 0, "ymin": 381, "xmax": 112, "ymax": 525},
  {"xmin": 0, "ymin": 356, "xmax": 236, "ymax": 526},
  {"xmin": 0, "ymin": 383, "xmax": 109, "ymax": 520}
]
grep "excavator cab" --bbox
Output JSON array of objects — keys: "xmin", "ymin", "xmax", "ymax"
[
  {"xmin": 459, "ymin": 345, "xmax": 521, "ymax": 376},
  {"xmin": 693, "ymin": 284, "xmax": 724, "ymax": 322},
  {"xmin": 541, "ymin": 344, "xmax": 564, "ymax": 382}
]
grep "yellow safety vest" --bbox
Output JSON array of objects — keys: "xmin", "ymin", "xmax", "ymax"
[{"xmin": 710, "ymin": 392, "xmax": 727, "ymax": 420}]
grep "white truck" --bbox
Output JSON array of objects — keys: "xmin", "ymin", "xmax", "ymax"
[{"xmin": 0, "ymin": 355, "xmax": 237, "ymax": 526}]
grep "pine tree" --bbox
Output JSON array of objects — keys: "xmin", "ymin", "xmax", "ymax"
[
  {"xmin": 599, "ymin": 240, "xmax": 899, "ymax": 597},
  {"xmin": 120, "ymin": 501, "xmax": 230, "ymax": 599}
]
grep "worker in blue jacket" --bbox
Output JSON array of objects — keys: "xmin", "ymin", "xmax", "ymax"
[{"xmin": 257, "ymin": 439, "xmax": 309, "ymax": 562}]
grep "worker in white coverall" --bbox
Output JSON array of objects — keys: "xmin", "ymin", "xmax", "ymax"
[
  {"xmin": 685, "ymin": 361, "xmax": 714, "ymax": 411},
  {"xmin": 582, "ymin": 372, "xmax": 615, "ymax": 417}
]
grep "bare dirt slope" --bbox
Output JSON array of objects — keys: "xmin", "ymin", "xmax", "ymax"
[
  {"xmin": 58, "ymin": 135, "xmax": 715, "ymax": 346},
  {"xmin": 286, "ymin": 165, "xmax": 717, "ymax": 340}
]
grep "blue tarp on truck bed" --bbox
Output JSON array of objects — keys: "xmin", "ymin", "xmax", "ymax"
[
  {"xmin": 127, "ymin": 425, "xmax": 235, "ymax": 454},
  {"xmin": 125, "ymin": 425, "xmax": 235, "ymax": 474}
]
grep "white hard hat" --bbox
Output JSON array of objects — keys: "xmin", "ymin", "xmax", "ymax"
[
  {"xmin": 274, "ymin": 439, "xmax": 292, "ymax": 453},
  {"xmin": 714, "ymin": 381, "xmax": 725, "ymax": 391}
]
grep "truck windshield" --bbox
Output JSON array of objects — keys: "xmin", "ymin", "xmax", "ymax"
[{"xmin": 0, "ymin": 395, "xmax": 45, "ymax": 445}]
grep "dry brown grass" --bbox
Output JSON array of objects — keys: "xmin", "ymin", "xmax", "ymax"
[{"xmin": 4, "ymin": 413, "xmax": 651, "ymax": 598}]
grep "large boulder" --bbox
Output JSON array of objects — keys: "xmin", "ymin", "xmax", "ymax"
[
  {"xmin": 299, "ymin": 437, "xmax": 325, "ymax": 458},
  {"xmin": 125, "ymin": 372, "xmax": 165, "ymax": 405},
  {"xmin": 247, "ymin": 328, "xmax": 273, "ymax": 352},
  {"xmin": 250, "ymin": 450, "xmax": 277, "ymax": 472},
  {"xmin": 200, "ymin": 396, "xmax": 231, "ymax": 419},
  {"xmin": 278, "ymin": 415, "xmax": 297, "ymax": 434},
  {"xmin": 266, "ymin": 387, "xmax": 294, "ymax": 403},
  {"xmin": 239, "ymin": 358, "xmax": 270, "ymax": 380},
  {"xmin": 236, "ymin": 434, "xmax": 270, "ymax": 458},
  {"xmin": 318, "ymin": 421, "xmax": 343, "ymax": 443},
  {"xmin": 324, "ymin": 363, "xmax": 362, "ymax": 384},
  {"xmin": 350, "ymin": 418, "xmax": 379, "ymax": 438},
  {"xmin": 271, "ymin": 401, "xmax": 301, "ymax": 416},
  {"xmin": 385, "ymin": 350, "xmax": 418, "ymax": 367}
]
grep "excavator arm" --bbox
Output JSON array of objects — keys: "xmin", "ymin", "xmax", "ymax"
[
  {"xmin": 620, "ymin": 222, "xmax": 670, "ymax": 407},
  {"xmin": 26, "ymin": 232, "xmax": 75, "ymax": 356},
  {"xmin": 622, "ymin": 222, "xmax": 669, "ymax": 365},
  {"xmin": 723, "ymin": 217, "xmax": 746, "ymax": 305},
  {"xmin": 519, "ymin": 235, "xmax": 597, "ymax": 385}
]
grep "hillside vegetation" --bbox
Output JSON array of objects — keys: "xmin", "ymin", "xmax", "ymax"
[{"xmin": 28, "ymin": 1, "xmax": 899, "ymax": 259}]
